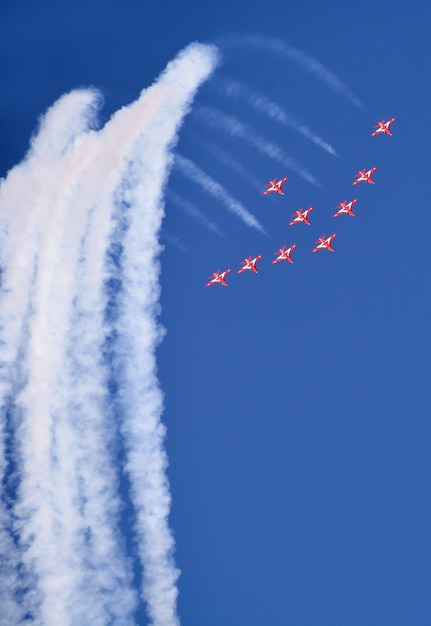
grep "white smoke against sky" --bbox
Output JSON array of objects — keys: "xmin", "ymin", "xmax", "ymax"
[
  {"xmin": 214, "ymin": 76, "xmax": 338, "ymax": 156},
  {"xmin": 194, "ymin": 105, "xmax": 320, "ymax": 187},
  {"xmin": 205, "ymin": 142, "xmax": 263, "ymax": 192},
  {"xmin": 161, "ymin": 230, "xmax": 190, "ymax": 253},
  {"xmin": 0, "ymin": 42, "xmax": 218, "ymax": 626},
  {"xmin": 166, "ymin": 189, "xmax": 225, "ymax": 237},
  {"xmin": 174, "ymin": 154, "xmax": 266, "ymax": 234},
  {"xmin": 222, "ymin": 34, "xmax": 364, "ymax": 109}
]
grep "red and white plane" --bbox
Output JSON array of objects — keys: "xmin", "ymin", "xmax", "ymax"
[
  {"xmin": 352, "ymin": 167, "xmax": 377, "ymax": 185},
  {"xmin": 312, "ymin": 233, "xmax": 336, "ymax": 253},
  {"xmin": 334, "ymin": 198, "xmax": 358, "ymax": 218},
  {"xmin": 263, "ymin": 176, "xmax": 288, "ymax": 195},
  {"xmin": 289, "ymin": 206, "xmax": 313, "ymax": 226},
  {"xmin": 371, "ymin": 117, "xmax": 396, "ymax": 136},
  {"xmin": 205, "ymin": 268, "xmax": 231, "ymax": 287},
  {"xmin": 272, "ymin": 244, "xmax": 296, "ymax": 264},
  {"xmin": 238, "ymin": 254, "xmax": 262, "ymax": 274}
]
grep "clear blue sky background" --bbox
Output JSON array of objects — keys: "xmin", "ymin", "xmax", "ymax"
[{"xmin": 1, "ymin": 2, "xmax": 431, "ymax": 625}]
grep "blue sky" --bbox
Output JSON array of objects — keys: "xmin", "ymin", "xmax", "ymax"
[{"xmin": 1, "ymin": 2, "xmax": 431, "ymax": 625}]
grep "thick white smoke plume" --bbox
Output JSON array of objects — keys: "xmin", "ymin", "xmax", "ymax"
[{"xmin": 0, "ymin": 42, "xmax": 218, "ymax": 626}]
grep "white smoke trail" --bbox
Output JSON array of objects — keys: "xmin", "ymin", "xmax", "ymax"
[
  {"xmin": 215, "ymin": 76, "xmax": 338, "ymax": 156},
  {"xmin": 224, "ymin": 34, "xmax": 364, "ymax": 109},
  {"xmin": 161, "ymin": 230, "xmax": 189, "ymax": 253},
  {"xmin": 174, "ymin": 154, "xmax": 266, "ymax": 234},
  {"xmin": 0, "ymin": 89, "xmax": 109, "ymax": 626},
  {"xmin": 106, "ymin": 44, "xmax": 220, "ymax": 624},
  {"xmin": 166, "ymin": 189, "xmax": 225, "ymax": 237},
  {"xmin": 205, "ymin": 142, "xmax": 262, "ymax": 191},
  {"xmin": 0, "ymin": 505, "xmax": 24, "ymax": 625},
  {"xmin": 195, "ymin": 105, "xmax": 320, "ymax": 187},
  {"xmin": 0, "ymin": 42, "xmax": 218, "ymax": 626}
]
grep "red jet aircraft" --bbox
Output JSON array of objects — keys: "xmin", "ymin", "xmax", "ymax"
[
  {"xmin": 352, "ymin": 167, "xmax": 377, "ymax": 185},
  {"xmin": 312, "ymin": 233, "xmax": 336, "ymax": 253},
  {"xmin": 263, "ymin": 177, "xmax": 288, "ymax": 195},
  {"xmin": 289, "ymin": 206, "xmax": 314, "ymax": 226},
  {"xmin": 206, "ymin": 268, "xmax": 231, "ymax": 287},
  {"xmin": 371, "ymin": 117, "xmax": 396, "ymax": 136},
  {"xmin": 334, "ymin": 198, "xmax": 358, "ymax": 218},
  {"xmin": 238, "ymin": 254, "xmax": 263, "ymax": 274},
  {"xmin": 272, "ymin": 244, "xmax": 296, "ymax": 264}
]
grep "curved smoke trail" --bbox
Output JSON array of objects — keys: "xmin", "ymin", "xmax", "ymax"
[
  {"xmin": 222, "ymin": 34, "xmax": 364, "ymax": 109},
  {"xmin": 214, "ymin": 76, "xmax": 338, "ymax": 156},
  {"xmin": 0, "ymin": 42, "xmax": 218, "ymax": 626}
]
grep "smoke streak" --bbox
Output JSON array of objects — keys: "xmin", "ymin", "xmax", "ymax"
[
  {"xmin": 161, "ymin": 230, "xmax": 189, "ymax": 253},
  {"xmin": 224, "ymin": 34, "xmax": 364, "ymax": 108},
  {"xmin": 215, "ymin": 76, "xmax": 337, "ymax": 156},
  {"xmin": 195, "ymin": 105, "xmax": 320, "ymax": 187},
  {"xmin": 205, "ymin": 142, "xmax": 262, "ymax": 191},
  {"xmin": 174, "ymin": 154, "xmax": 266, "ymax": 234},
  {"xmin": 0, "ymin": 42, "xmax": 218, "ymax": 626},
  {"xmin": 166, "ymin": 189, "xmax": 225, "ymax": 237}
]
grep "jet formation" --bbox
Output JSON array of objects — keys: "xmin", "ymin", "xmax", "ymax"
[{"xmin": 206, "ymin": 117, "xmax": 395, "ymax": 286}]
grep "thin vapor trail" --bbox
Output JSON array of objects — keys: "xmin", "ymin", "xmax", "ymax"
[
  {"xmin": 195, "ymin": 105, "xmax": 320, "ymax": 187},
  {"xmin": 0, "ymin": 42, "xmax": 218, "ymax": 626},
  {"xmin": 174, "ymin": 154, "xmax": 266, "ymax": 234},
  {"xmin": 166, "ymin": 189, "xmax": 225, "ymax": 237},
  {"xmin": 162, "ymin": 230, "xmax": 189, "ymax": 253},
  {"xmin": 205, "ymin": 142, "xmax": 262, "ymax": 191},
  {"xmin": 215, "ymin": 76, "xmax": 338, "ymax": 156},
  {"xmin": 223, "ymin": 34, "xmax": 364, "ymax": 109}
]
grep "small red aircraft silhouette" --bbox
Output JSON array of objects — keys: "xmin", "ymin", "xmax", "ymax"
[
  {"xmin": 272, "ymin": 244, "xmax": 296, "ymax": 264},
  {"xmin": 312, "ymin": 233, "xmax": 336, "ymax": 253},
  {"xmin": 263, "ymin": 177, "xmax": 288, "ymax": 195},
  {"xmin": 371, "ymin": 117, "xmax": 396, "ymax": 136},
  {"xmin": 353, "ymin": 167, "xmax": 377, "ymax": 185},
  {"xmin": 334, "ymin": 198, "xmax": 358, "ymax": 218},
  {"xmin": 289, "ymin": 206, "xmax": 313, "ymax": 226},
  {"xmin": 206, "ymin": 268, "xmax": 231, "ymax": 287},
  {"xmin": 238, "ymin": 254, "xmax": 262, "ymax": 274}
]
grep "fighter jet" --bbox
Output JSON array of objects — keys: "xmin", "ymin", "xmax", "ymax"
[
  {"xmin": 289, "ymin": 206, "xmax": 314, "ymax": 226},
  {"xmin": 238, "ymin": 254, "xmax": 262, "ymax": 274},
  {"xmin": 352, "ymin": 167, "xmax": 377, "ymax": 185},
  {"xmin": 371, "ymin": 117, "xmax": 396, "ymax": 136},
  {"xmin": 272, "ymin": 244, "xmax": 296, "ymax": 264},
  {"xmin": 263, "ymin": 177, "xmax": 288, "ymax": 195},
  {"xmin": 206, "ymin": 268, "xmax": 231, "ymax": 287},
  {"xmin": 334, "ymin": 198, "xmax": 358, "ymax": 218},
  {"xmin": 312, "ymin": 234, "xmax": 336, "ymax": 253}
]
